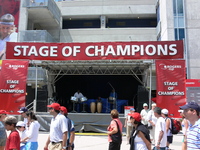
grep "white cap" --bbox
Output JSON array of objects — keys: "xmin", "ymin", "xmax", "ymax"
[
  {"xmin": 151, "ymin": 103, "xmax": 156, "ymax": 106},
  {"xmin": 143, "ymin": 103, "xmax": 148, "ymax": 107},
  {"xmin": 16, "ymin": 121, "xmax": 25, "ymax": 127},
  {"xmin": 178, "ymin": 110, "xmax": 184, "ymax": 113},
  {"xmin": 161, "ymin": 109, "xmax": 169, "ymax": 115}
]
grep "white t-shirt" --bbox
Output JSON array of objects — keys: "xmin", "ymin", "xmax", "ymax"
[
  {"xmin": 147, "ymin": 110, "xmax": 157, "ymax": 126},
  {"xmin": 154, "ymin": 117, "xmax": 167, "ymax": 147},
  {"xmin": 140, "ymin": 109, "xmax": 149, "ymax": 125},
  {"xmin": 26, "ymin": 121, "xmax": 40, "ymax": 142},
  {"xmin": 50, "ymin": 113, "xmax": 68, "ymax": 142},
  {"xmin": 165, "ymin": 118, "xmax": 173, "ymax": 136},
  {"xmin": 0, "ymin": 32, "xmax": 18, "ymax": 59}
]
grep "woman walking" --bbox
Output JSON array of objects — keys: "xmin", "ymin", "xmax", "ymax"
[
  {"xmin": 129, "ymin": 112, "xmax": 151, "ymax": 150},
  {"xmin": 21, "ymin": 111, "xmax": 40, "ymax": 150},
  {"xmin": 107, "ymin": 109, "xmax": 123, "ymax": 150}
]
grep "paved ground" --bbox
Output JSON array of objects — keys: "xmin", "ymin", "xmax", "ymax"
[{"xmin": 38, "ymin": 132, "xmax": 183, "ymax": 150}]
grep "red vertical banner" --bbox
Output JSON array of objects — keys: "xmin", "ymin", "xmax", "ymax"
[
  {"xmin": 156, "ymin": 60, "xmax": 186, "ymax": 118},
  {"xmin": 0, "ymin": 60, "xmax": 29, "ymax": 114}
]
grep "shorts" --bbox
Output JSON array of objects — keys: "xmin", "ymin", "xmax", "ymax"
[
  {"xmin": 167, "ymin": 136, "xmax": 173, "ymax": 144},
  {"xmin": 0, "ymin": 138, "xmax": 6, "ymax": 146},
  {"xmin": 25, "ymin": 142, "xmax": 38, "ymax": 150}
]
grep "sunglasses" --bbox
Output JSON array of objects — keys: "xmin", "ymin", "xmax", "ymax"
[{"xmin": 48, "ymin": 107, "xmax": 53, "ymax": 110}]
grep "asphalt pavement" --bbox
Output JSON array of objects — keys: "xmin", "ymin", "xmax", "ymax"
[{"xmin": 38, "ymin": 132, "xmax": 183, "ymax": 150}]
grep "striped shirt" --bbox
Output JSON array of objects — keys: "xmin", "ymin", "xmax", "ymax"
[{"xmin": 187, "ymin": 119, "xmax": 200, "ymax": 150}]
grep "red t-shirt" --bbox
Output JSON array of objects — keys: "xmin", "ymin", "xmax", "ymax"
[{"xmin": 5, "ymin": 130, "xmax": 20, "ymax": 150}]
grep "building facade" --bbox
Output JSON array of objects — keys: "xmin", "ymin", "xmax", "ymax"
[{"xmin": 15, "ymin": 0, "xmax": 200, "ymax": 111}]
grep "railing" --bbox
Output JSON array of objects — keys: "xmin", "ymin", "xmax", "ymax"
[
  {"xmin": 26, "ymin": 99, "xmax": 37, "ymax": 113},
  {"xmin": 19, "ymin": 30, "xmax": 57, "ymax": 42},
  {"xmin": 23, "ymin": 0, "xmax": 61, "ymax": 24}
]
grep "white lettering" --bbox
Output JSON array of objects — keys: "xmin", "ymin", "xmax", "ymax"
[
  {"xmin": 62, "ymin": 46, "xmax": 72, "ymax": 57},
  {"xmin": 85, "ymin": 46, "xmax": 95, "ymax": 56}
]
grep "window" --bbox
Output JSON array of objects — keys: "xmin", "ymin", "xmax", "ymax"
[{"xmin": 173, "ymin": 0, "xmax": 185, "ymax": 40}]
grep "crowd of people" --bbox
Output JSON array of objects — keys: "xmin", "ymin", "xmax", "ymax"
[
  {"xmin": 0, "ymin": 101, "xmax": 200, "ymax": 150},
  {"xmin": 121, "ymin": 102, "xmax": 200, "ymax": 150},
  {"xmin": 0, "ymin": 103, "xmax": 75, "ymax": 150}
]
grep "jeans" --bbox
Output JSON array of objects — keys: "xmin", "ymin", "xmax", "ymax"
[{"xmin": 153, "ymin": 147, "xmax": 166, "ymax": 150}]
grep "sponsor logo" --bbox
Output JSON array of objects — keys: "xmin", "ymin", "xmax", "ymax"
[
  {"xmin": 5, "ymin": 63, "xmax": 25, "ymax": 70},
  {"xmin": 159, "ymin": 63, "xmax": 182, "ymax": 71}
]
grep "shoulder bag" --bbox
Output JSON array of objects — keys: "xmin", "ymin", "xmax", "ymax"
[{"xmin": 111, "ymin": 120, "xmax": 122, "ymax": 143}]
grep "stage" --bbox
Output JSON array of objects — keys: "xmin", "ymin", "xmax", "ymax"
[{"xmin": 36, "ymin": 112, "xmax": 126, "ymax": 133}]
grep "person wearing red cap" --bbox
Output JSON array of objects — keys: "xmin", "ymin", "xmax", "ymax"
[
  {"xmin": 107, "ymin": 109, "xmax": 123, "ymax": 150},
  {"xmin": 0, "ymin": 110, "xmax": 8, "ymax": 150},
  {"xmin": 129, "ymin": 112, "xmax": 151, "ymax": 150},
  {"xmin": 44, "ymin": 103, "xmax": 68, "ymax": 150},
  {"xmin": 60, "ymin": 106, "xmax": 75, "ymax": 150}
]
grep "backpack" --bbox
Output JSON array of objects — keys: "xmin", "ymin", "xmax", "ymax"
[{"xmin": 169, "ymin": 118, "xmax": 181, "ymax": 134}]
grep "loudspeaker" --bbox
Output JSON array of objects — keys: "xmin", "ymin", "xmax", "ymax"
[
  {"xmin": 36, "ymin": 90, "xmax": 48, "ymax": 112},
  {"xmin": 137, "ymin": 86, "xmax": 149, "ymax": 112}
]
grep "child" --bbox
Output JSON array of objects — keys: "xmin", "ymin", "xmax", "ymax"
[
  {"xmin": 16, "ymin": 121, "xmax": 27, "ymax": 150},
  {"xmin": 4, "ymin": 116, "xmax": 20, "ymax": 150}
]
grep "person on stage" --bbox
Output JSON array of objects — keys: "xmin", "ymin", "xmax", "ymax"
[
  {"xmin": 109, "ymin": 89, "xmax": 117, "ymax": 110},
  {"xmin": 74, "ymin": 90, "xmax": 84, "ymax": 112}
]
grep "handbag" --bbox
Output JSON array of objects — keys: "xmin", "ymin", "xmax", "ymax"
[{"xmin": 110, "ymin": 120, "xmax": 122, "ymax": 143}]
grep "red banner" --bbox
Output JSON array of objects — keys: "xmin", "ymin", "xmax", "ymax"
[
  {"xmin": 6, "ymin": 40, "xmax": 184, "ymax": 60},
  {"xmin": 186, "ymin": 79, "xmax": 200, "ymax": 87},
  {"xmin": 0, "ymin": 60, "xmax": 29, "ymax": 114},
  {"xmin": 185, "ymin": 79, "xmax": 200, "ymax": 105},
  {"xmin": 156, "ymin": 60, "xmax": 186, "ymax": 118}
]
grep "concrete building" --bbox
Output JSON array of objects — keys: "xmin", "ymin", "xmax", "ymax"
[{"xmin": 16, "ymin": 0, "xmax": 200, "ymax": 112}]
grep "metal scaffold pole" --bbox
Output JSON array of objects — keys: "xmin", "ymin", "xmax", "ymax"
[{"xmin": 34, "ymin": 62, "xmax": 38, "ymax": 113}]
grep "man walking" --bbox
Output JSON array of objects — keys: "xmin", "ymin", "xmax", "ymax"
[
  {"xmin": 153, "ymin": 107, "xmax": 167, "ymax": 150},
  {"xmin": 44, "ymin": 103, "xmax": 68, "ymax": 150},
  {"xmin": 180, "ymin": 102, "xmax": 200, "ymax": 150}
]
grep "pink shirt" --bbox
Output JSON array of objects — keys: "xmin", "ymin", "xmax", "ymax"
[{"xmin": 107, "ymin": 118, "xmax": 123, "ymax": 142}]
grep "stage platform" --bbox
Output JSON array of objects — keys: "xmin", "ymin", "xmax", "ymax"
[{"xmin": 36, "ymin": 112, "xmax": 126, "ymax": 133}]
